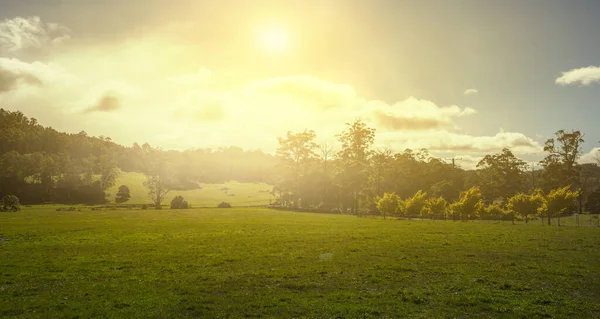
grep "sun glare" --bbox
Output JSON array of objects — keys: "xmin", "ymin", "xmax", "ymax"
[{"xmin": 259, "ymin": 28, "xmax": 290, "ymax": 54}]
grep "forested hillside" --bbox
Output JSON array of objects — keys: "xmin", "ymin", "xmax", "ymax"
[{"xmin": 0, "ymin": 109, "xmax": 278, "ymax": 204}]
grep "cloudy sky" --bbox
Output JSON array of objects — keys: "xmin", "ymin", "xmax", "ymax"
[{"xmin": 1, "ymin": 0, "xmax": 600, "ymax": 168}]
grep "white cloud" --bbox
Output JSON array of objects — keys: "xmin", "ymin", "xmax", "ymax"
[
  {"xmin": 448, "ymin": 155, "xmax": 482, "ymax": 170},
  {"xmin": 464, "ymin": 88, "xmax": 478, "ymax": 95},
  {"xmin": 0, "ymin": 57, "xmax": 72, "ymax": 93},
  {"xmin": 0, "ymin": 61, "xmax": 41, "ymax": 93},
  {"xmin": 0, "ymin": 16, "xmax": 71, "ymax": 55},
  {"xmin": 378, "ymin": 129, "xmax": 542, "ymax": 155},
  {"xmin": 367, "ymin": 97, "xmax": 476, "ymax": 131},
  {"xmin": 555, "ymin": 66, "xmax": 600, "ymax": 86},
  {"xmin": 580, "ymin": 147, "xmax": 600, "ymax": 164}
]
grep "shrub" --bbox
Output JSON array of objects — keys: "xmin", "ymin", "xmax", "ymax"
[
  {"xmin": 404, "ymin": 190, "xmax": 428, "ymax": 218},
  {"xmin": 423, "ymin": 197, "xmax": 448, "ymax": 220},
  {"xmin": 217, "ymin": 201, "xmax": 232, "ymax": 208},
  {"xmin": 482, "ymin": 204, "xmax": 508, "ymax": 222},
  {"xmin": 115, "ymin": 185, "xmax": 131, "ymax": 203},
  {"xmin": 170, "ymin": 195, "xmax": 189, "ymax": 209},
  {"xmin": 141, "ymin": 204, "xmax": 148, "ymax": 210},
  {"xmin": 451, "ymin": 187, "xmax": 483, "ymax": 221},
  {"xmin": 2, "ymin": 195, "xmax": 20, "ymax": 212}
]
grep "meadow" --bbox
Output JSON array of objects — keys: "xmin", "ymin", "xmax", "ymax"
[
  {"xmin": 105, "ymin": 172, "xmax": 273, "ymax": 206},
  {"xmin": 1, "ymin": 207, "xmax": 599, "ymax": 318}
]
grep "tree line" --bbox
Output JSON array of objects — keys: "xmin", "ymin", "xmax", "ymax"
[
  {"xmin": 273, "ymin": 121, "xmax": 600, "ymax": 221},
  {"xmin": 2, "ymin": 108, "xmax": 600, "ymax": 216}
]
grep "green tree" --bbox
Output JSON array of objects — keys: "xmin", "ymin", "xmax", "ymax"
[
  {"xmin": 370, "ymin": 148, "xmax": 393, "ymax": 199},
  {"xmin": 429, "ymin": 179, "xmax": 460, "ymax": 203},
  {"xmin": 585, "ymin": 188, "xmax": 600, "ymax": 214},
  {"xmin": 481, "ymin": 203, "xmax": 507, "ymax": 221},
  {"xmin": 115, "ymin": 185, "xmax": 131, "ymax": 204},
  {"xmin": 540, "ymin": 130, "xmax": 584, "ymax": 193},
  {"xmin": 317, "ymin": 142, "xmax": 335, "ymax": 208},
  {"xmin": 404, "ymin": 190, "xmax": 428, "ymax": 218},
  {"xmin": 423, "ymin": 197, "xmax": 448, "ymax": 220},
  {"xmin": 99, "ymin": 154, "xmax": 119, "ymax": 190},
  {"xmin": 540, "ymin": 186, "xmax": 578, "ymax": 226},
  {"xmin": 376, "ymin": 192, "xmax": 400, "ymax": 220},
  {"xmin": 276, "ymin": 130, "xmax": 317, "ymax": 207},
  {"xmin": 143, "ymin": 147, "xmax": 171, "ymax": 209},
  {"xmin": 476, "ymin": 148, "xmax": 527, "ymax": 201},
  {"xmin": 144, "ymin": 176, "xmax": 170, "ymax": 209},
  {"xmin": 507, "ymin": 192, "xmax": 544, "ymax": 223},
  {"xmin": 336, "ymin": 120, "xmax": 375, "ymax": 215},
  {"xmin": 451, "ymin": 187, "xmax": 483, "ymax": 221}
]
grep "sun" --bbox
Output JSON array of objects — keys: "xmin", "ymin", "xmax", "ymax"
[{"xmin": 259, "ymin": 28, "xmax": 290, "ymax": 54}]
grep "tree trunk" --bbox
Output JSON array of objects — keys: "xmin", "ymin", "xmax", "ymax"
[
  {"xmin": 525, "ymin": 215, "xmax": 528, "ymax": 224},
  {"xmin": 548, "ymin": 217, "xmax": 551, "ymax": 226},
  {"xmin": 354, "ymin": 192, "xmax": 359, "ymax": 217}
]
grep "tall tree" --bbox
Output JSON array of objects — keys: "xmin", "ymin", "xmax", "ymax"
[
  {"xmin": 143, "ymin": 146, "xmax": 171, "ymax": 209},
  {"xmin": 336, "ymin": 120, "xmax": 375, "ymax": 215},
  {"xmin": 369, "ymin": 148, "xmax": 392, "ymax": 200},
  {"xmin": 476, "ymin": 148, "xmax": 527, "ymax": 201},
  {"xmin": 144, "ymin": 176, "xmax": 169, "ymax": 209},
  {"xmin": 317, "ymin": 142, "xmax": 335, "ymax": 207},
  {"xmin": 540, "ymin": 130, "xmax": 584, "ymax": 191},
  {"xmin": 99, "ymin": 154, "xmax": 119, "ymax": 190},
  {"xmin": 276, "ymin": 130, "xmax": 317, "ymax": 207}
]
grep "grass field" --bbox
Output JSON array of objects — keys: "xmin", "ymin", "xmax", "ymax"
[
  {"xmin": 105, "ymin": 172, "xmax": 273, "ymax": 207},
  {"xmin": 1, "ymin": 208, "xmax": 599, "ymax": 318}
]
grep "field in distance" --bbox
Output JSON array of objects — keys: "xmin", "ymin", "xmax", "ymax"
[
  {"xmin": 105, "ymin": 172, "xmax": 273, "ymax": 206},
  {"xmin": 1, "ymin": 207, "xmax": 599, "ymax": 318}
]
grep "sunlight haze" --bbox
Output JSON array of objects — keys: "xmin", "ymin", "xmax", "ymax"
[
  {"xmin": 1, "ymin": 0, "xmax": 600, "ymax": 168},
  {"xmin": 259, "ymin": 27, "xmax": 291, "ymax": 54},
  {"xmin": 2, "ymin": 2, "xmax": 600, "ymax": 317}
]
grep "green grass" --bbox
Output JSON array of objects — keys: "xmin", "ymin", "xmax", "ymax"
[
  {"xmin": 1, "ymin": 208, "xmax": 599, "ymax": 318},
  {"xmin": 106, "ymin": 172, "xmax": 273, "ymax": 206}
]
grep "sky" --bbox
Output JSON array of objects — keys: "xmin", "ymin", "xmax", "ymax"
[{"xmin": 1, "ymin": 0, "xmax": 600, "ymax": 169}]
